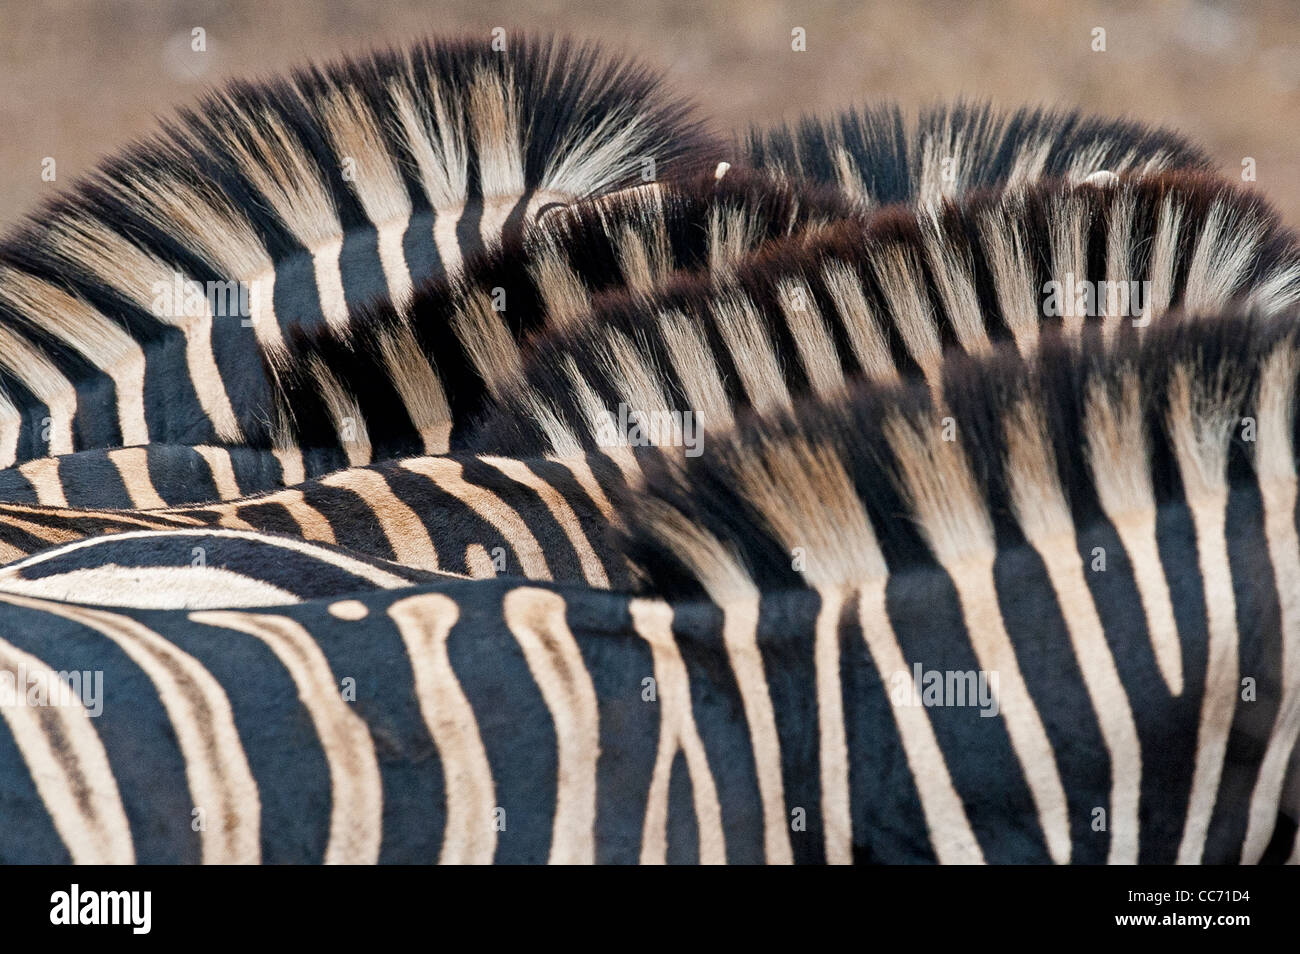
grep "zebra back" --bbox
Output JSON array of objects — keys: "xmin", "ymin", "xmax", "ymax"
[{"xmin": 1, "ymin": 310, "xmax": 1296, "ymax": 863}]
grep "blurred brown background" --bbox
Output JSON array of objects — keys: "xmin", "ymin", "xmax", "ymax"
[{"xmin": 1, "ymin": 0, "xmax": 1297, "ymax": 226}]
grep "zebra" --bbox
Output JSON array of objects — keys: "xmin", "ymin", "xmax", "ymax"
[
  {"xmin": 612, "ymin": 306, "xmax": 1300, "ymax": 865},
  {"xmin": 0, "ymin": 31, "xmax": 1292, "ymax": 866},
  {"xmin": 256, "ymin": 167, "xmax": 864, "ymax": 465},
  {"xmin": 4, "ymin": 168, "xmax": 1291, "ymax": 587},
  {"xmin": 0, "ymin": 34, "xmax": 721, "ymax": 476},
  {"xmin": 0, "ymin": 169, "xmax": 854, "ymax": 510},
  {"xmin": 0, "ymin": 307, "xmax": 1295, "ymax": 863},
  {"xmin": 0, "ymin": 151, "xmax": 1235, "ymax": 514},
  {"xmin": 5, "ymin": 168, "xmax": 1295, "ymax": 591},
  {"xmin": 0, "ymin": 65, "xmax": 1212, "ymax": 504}
]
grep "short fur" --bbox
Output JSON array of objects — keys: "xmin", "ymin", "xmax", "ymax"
[
  {"xmin": 612, "ymin": 308, "xmax": 1300, "ymax": 865},
  {"xmin": 0, "ymin": 451, "xmax": 631, "ymax": 589}
]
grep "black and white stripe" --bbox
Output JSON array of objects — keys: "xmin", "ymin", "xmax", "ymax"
[
  {"xmin": 743, "ymin": 100, "xmax": 1214, "ymax": 207},
  {"xmin": 0, "ymin": 311, "xmax": 1296, "ymax": 863},
  {"xmin": 0, "ymin": 34, "xmax": 721, "ymax": 472},
  {"xmin": 463, "ymin": 172, "xmax": 1300, "ymax": 459},
  {"xmin": 0, "ymin": 451, "xmax": 628, "ymax": 589}
]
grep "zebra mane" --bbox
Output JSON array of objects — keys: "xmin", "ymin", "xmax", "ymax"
[
  {"xmin": 0, "ymin": 34, "xmax": 720, "ymax": 465},
  {"xmin": 274, "ymin": 168, "xmax": 1296, "ymax": 466},
  {"xmin": 619, "ymin": 309, "xmax": 1298, "ymax": 600},
  {"xmin": 466, "ymin": 170, "xmax": 1300, "ymax": 458},
  {"xmin": 263, "ymin": 167, "xmax": 864, "ymax": 460},
  {"xmin": 743, "ymin": 100, "xmax": 1214, "ymax": 207},
  {"xmin": 6, "ymin": 32, "xmax": 721, "ymax": 280},
  {"xmin": 261, "ymin": 105, "xmax": 1222, "ymax": 465}
]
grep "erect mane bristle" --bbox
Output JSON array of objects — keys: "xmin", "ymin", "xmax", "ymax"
[
  {"xmin": 469, "ymin": 170, "xmax": 1300, "ymax": 460},
  {"xmin": 282, "ymin": 166, "xmax": 1297, "ymax": 468},
  {"xmin": 743, "ymin": 100, "xmax": 1214, "ymax": 207},
  {"xmin": 0, "ymin": 34, "xmax": 723, "ymax": 467},
  {"xmin": 260, "ymin": 169, "xmax": 865, "ymax": 458},
  {"xmin": 619, "ymin": 309, "xmax": 1299, "ymax": 601},
  {"xmin": 10, "ymin": 33, "xmax": 724, "ymax": 261}
]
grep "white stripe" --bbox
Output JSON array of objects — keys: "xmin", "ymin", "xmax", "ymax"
[
  {"xmin": 856, "ymin": 581, "xmax": 985, "ymax": 863},
  {"xmin": 184, "ymin": 302, "xmax": 244, "ymax": 443},
  {"xmin": 814, "ymin": 587, "xmax": 852, "ymax": 864},
  {"xmin": 0, "ymin": 564, "xmax": 299, "ymax": 610},
  {"xmin": 1108, "ymin": 510, "xmax": 1185, "ymax": 695},
  {"xmin": 319, "ymin": 468, "xmax": 440, "ymax": 572},
  {"xmin": 269, "ymin": 488, "xmax": 337, "ymax": 545},
  {"xmin": 272, "ymin": 444, "xmax": 305, "ymax": 487},
  {"xmin": 433, "ymin": 209, "xmax": 465, "ymax": 273},
  {"xmin": 0, "ymin": 633, "xmax": 134, "ymax": 863},
  {"xmin": 190, "ymin": 610, "xmax": 383, "ymax": 864},
  {"xmin": 195, "ymin": 445, "xmax": 243, "ymax": 500},
  {"xmin": 312, "ymin": 238, "xmax": 350, "ymax": 331},
  {"xmin": 18, "ymin": 457, "xmax": 68, "ymax": 507},
  {"xmin": 479, "ymin": 196, "xmax": 522, "ymax": 246},
  {"xmin": 721, "ymin": 596, "xmax": 794, "ymax": 864},
  {"xmin": 376, "ymin": 219, "xmax": 414, "ymax": 306},
  {"xmin": 1, "ymin": 528, "xmax": 411, "ymax": 590},
  {"xmin": 1167, "ymin": 367, "xmax": 1240, "ymax": 865},
  {"xmin": 947, "ymin": 560, "xmax": 1072, "ymax": 864},
  {"xmin": 107, "ymin": 447, "xmax": 166, "ymax": 509},
  {"xmin": 502, "ymin": 588, "xmax": 599, "ymax": 864},
  {"xmin": 246, "ymin": 269, "xmax": 286, "ymax": 359},
  {"xmin": 630, "ymin": 599, "xmax": 726, "ymax": 864},
  {"xmin": 387, "ymin": 593, "xmax": 498, "ymax": 864},
  {"xmin": 1175, "ymin": 493, "xmax": 1238, "ymax": 864}
]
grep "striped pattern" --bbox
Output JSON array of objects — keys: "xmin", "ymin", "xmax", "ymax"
[
  {"xmin": 270, "ymin": 169, "xmax": 1294, "ymax": 465},
  {"xmin": 0, "ymin": 311, "xmax": 1296, "ymax": 862},
  {"xmin": 463, "ymin": 173, "xmax": 1300, "ymax": 459},
  {"xmin": 744, "ymin": 101, "xmax": 1214, "ymax": 207},
  {"xmin": 620, "ymin": 311, "xmax": 1300, "ymax": 864},
  {"xmin": 0, "ymin": 453, "xmax": 628, "ymax": 588},
  {"xmin": 268, "ymin": 169, "xmax": 862, "ymax": 462},
  {"xmin": 0, "ymin": 35, "xmax": 721, "ymax": 472},
  {"xmin": 2, "ymin": 312, "xmax": 1298, "ymax": 862},
  {"xmin": 0, "ymin": 31, "xmax": 1294, "ymax": 866}
]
